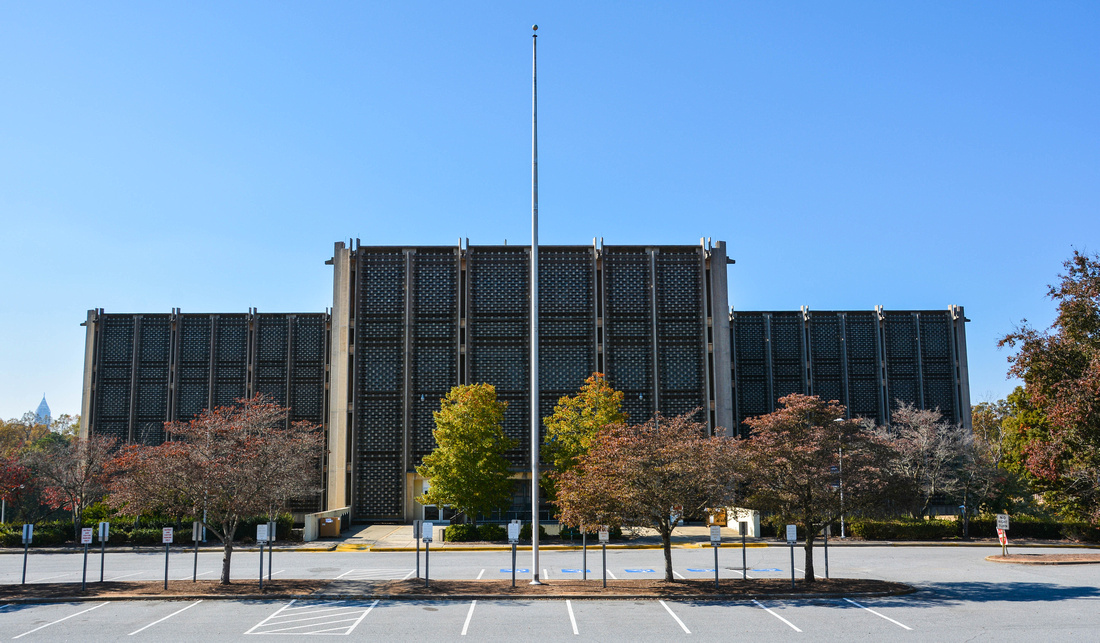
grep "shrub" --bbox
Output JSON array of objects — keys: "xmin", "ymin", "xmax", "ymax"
[
  {"xmin": 443, "ymin": 524, "xmax": 480, "ymax": 542},
  {"xmin": 848, "ymin": 519, "xmax": 958, "ymax": 541},
  {"xmin": 559, "ymin": 525, "xmax": 622, "ymax": 541},
  {"xmin": 126, "ymin": 528, "xmax": 163, "ymax": 545},
  {"xmin": 519, "ymin": 522, "xmax": 549, "ymax": 541},
  {"xmin": 477, "ymin": 524, "xmax": 506, "ymax": 541}
]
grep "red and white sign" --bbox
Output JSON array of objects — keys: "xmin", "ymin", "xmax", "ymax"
[
  {"xmin": 997, "ymin": 528, "xmax": 1007, "ymax": 546},
  {"xmin": 162, "ymin": 527, "xmax": 174, "ymax": 544},
  {"xmin": 80, "ymin": 527, "xmax": 94, "ymax": 544}
]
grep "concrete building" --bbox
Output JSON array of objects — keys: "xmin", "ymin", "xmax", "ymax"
[{"xmin": 79, "ymin": 238, "xmax": 971, "ymax": 522}]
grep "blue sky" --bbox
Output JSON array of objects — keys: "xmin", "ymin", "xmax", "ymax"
[{"xmin": 1, "ymin": 2, "xmax": 1097, "ymax": 419}]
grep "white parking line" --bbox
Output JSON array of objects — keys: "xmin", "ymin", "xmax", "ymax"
[
  {"xmin": 730, "ymin": 569, "xmax": 753, "ymax": 580},
  {"xmin": 476, "ymin": 569, "xmax": 485, "ymax": 579},
  {"xmin": 176, "ymin": 571, "xmax": 213, "ymax": 581},
  {"xmin": 245, "ymin": 600, "xmax": 377, "ymax": 635},
  {"xmin": 659, "ymin": 600, "xmax": 690, "ymax": 634},
  {"xmin": 605, "ymin": 569, "xmax": 618, "ymax": 579},
  {"xmin": 843, "ymin": 597, "xmax": 912, "ymax": 630},
  {"xmin": 29, "ymin": 572, "xmax": 71, "ymax": 582},
  {"xmin": 752, "ymin": 599, "xmax": 801, "ymax": 632},
  {"xmin": 106, "ymin": 572, "xmax": 144, "ymax": 581},
  {"xmin": 244, "ymin": 599, "xmax": 297, "ymax": 634},
  {"xmin": 128, "ymin": 600, "xmax": 203, "ymax": 635},
  {"xmin": 402, "ymin": 570, "xmax": 415, "ymax": 580},
  {"xmin": 13, "ymin": 602, "xmax": 109, "ymax": 639},
  {"xmin": 794, "ymin": 567, "xmax": 825, "ymax": 580},
  {"xmin": 566, "ymin": 600, "xmax": 578, "ymax": 635},
  {"xmin": 272, "ymin": 570, "xmax": 285, "ymax": 576},
  {"xmin": 673, "ymin": 571, "xmax": 685, "ymax": 579},
  {"xmin": 543, "ymin": 568, "xmax": 550, "ymax": 580},
  {"xmin": 461, "ymin": 600, "xmax": 476, "ymax": 636}
]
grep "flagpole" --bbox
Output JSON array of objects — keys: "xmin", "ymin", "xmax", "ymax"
[{"xmin": 529, "ymin": 23, "xmax": 542, "ymax": 585}]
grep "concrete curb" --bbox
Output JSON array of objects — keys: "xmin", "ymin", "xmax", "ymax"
[
  {"xmin": 0, "ymin": 587, "xmax": 917, "ymax": 605},
  {"xmin": 985, "ymin": 555, "xmax": 1100, "ymax": 565}
]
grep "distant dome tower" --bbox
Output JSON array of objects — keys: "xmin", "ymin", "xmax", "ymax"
[{"xmin": 35, "ymin": 395, "xmax": 51, "ymax": 428}]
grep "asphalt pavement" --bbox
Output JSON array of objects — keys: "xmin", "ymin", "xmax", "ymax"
[{"xmin": 2, "ymin": 545, "xmax": 1099, "ymax": 641}]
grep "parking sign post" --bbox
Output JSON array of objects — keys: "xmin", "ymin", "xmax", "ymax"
[
  {"xmin": 599, "ymin": 526, "xmax": 609, "ymax": 588},
  {"xmin": 80, "ymin": 527, "xmax": 93, "ymax": 591},
  {"xmin": 413, "ymin": 519, "xmax": 421, "ymax": 579},
  {"xmin": 508, "ymin": 520, "xmax": 520, "ymax": 587},
  {"xmin": 98, "ymin": 522, "xmax": 109, "ymax": 582},
  {"xmin": 581, "ymin": 524, "xmax": 587, "ymax": 581},
  {"xmin": 997, "ymin": 514, "xmax": 1010, "ymax": 557},
  {"xmin": 422, "ymin": 521, "xmax": 433, "ymax": 588},
  {"xmin": 162, "ymin": 527, "xmax": 174, "ymax": 590},
  {"xmin": 21, "ymin": 524, "xmax": 32, "ymax": 584},
  {"xmin": 740, "ymin": 521, "xmax": 747, "ymax": 581},
  {"xmin": 710, "ymin": 524, "xmax": 721, "ymax": 589},
  {"xmin": 786, "ymin": 524, "xmax": 797, "ymax": 589},
  {"xmin": 192, "ymin": 521, "xmax": 202, "ymax": 582}
]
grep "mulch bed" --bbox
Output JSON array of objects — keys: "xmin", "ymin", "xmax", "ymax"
[
  {"xmin": 0, "ymin": 577, "xmax": 910, "ymax": 600},
  {"xmin": 0, "ymin": 579, "xmax": 330, "ymax": 600},
  {"xmin": 373, "ymin": 578, "xmax": 912, "ymax": 598},
  {"xmin": 986, "ymin": 553, "xmax": 1100, "ymax": 565}
]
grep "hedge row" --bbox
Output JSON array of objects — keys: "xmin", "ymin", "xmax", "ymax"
[
  {"xmin": 441, "ymin": 523, "xmax": 623, "ymax": 543},
  {"xmin": 847, "ymin": 517, "xmax": 1100, "ymax": 542}
]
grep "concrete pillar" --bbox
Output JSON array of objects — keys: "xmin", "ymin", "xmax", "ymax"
[
  {"xmin": 326, "ymin": 243, "xmax": 352, "ymax": 510},
  {"xmin": 79, "ymin": 309, "xmax": 98, "ymax": 441},
  {"xmin": 709, "ymin": 242, "xmax": 733, "ymax": 435}
]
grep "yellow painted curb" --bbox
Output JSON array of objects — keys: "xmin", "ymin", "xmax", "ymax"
[{"xmin": 334, "ymin": 544, "xmax": 372, "ymax": 552}]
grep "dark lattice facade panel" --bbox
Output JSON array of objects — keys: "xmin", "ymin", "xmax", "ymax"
[
  {"xmin": 603, "ymin": 248, "xmax": 654, "ymax": 420},
  {"xmin": 409, "ymin": 250, "xmax": 459, "ymax": 467},
  {"xmin": 176, "ymin": 315, "xmax": 212, "ymax": 421},
  {"xmin": 844, "ymin": 313, "xmax": 881, "ymax": 421},
  {"xmin": 654, "ymin": 251, "xmax": 706, "ymax": 418},
  {"xmin": 809, "ymin": 314, "xmax": 845, "ymax": 405},
  {"xmin": 355, "ymin": 457, "xmax": 403, "ymax": 517},
  {"xmin": 539, "ymin": 248, "xmax": 595, "ymax": 315},
  {"xmin": 770, "ymin": 312, "xmax": 805, "ymax": 401},
  {"xmin": 919, "ymin": 312, "xmax": 956, "ymax": 418},
  {"xmin": 288, "ymin": 314, "xmax": 327, "ymax": 424},
  {"xmin": 212, "ymin": 316, "xmax": 248, "ymax": 408},
  {"xmin": 732, "ymin": 314, "xmax": 769, "ymax": 433},
  {"xmin": 134, "ymin": 316, "xmax": 171, "ymax": 445},
  {"xmin": 466, "ymin": 248, "xmax": 531, "ymax": 468},
  {"xmin": 541, "ymin": 345, "xmax": 594, "ymax": 392},
  {"xmin": 254, "ymin": 315, "xmax": 289, "ymax": 405},
  {"xmin": 93, "ymin": 315, "xmax": 135, "ymax": 442},
  {"xmin": 883, "ymin": 313, "xmax": 920, "ymax": 413},
  {"xmin": 354, "ymin": 250, "xmax": 409, "ymax": 518}
]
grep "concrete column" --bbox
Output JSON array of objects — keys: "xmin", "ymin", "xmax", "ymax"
[
  {"xmin": 79, "ymin": 309, "xmax": 98, "ymax": 441},
  {"xmin": 326, "ymin": 243, "xmax": 352, "ymax": 510},
  {"xmin": 709, "ymin": 242, "xmax": 733, "ymax": 435}
]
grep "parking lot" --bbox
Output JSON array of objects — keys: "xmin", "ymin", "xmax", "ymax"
[{"xmin": 2, "ymin": 545, "xmax": 1098, "ymax": 641}]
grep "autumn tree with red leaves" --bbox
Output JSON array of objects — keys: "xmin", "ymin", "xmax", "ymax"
[
  {"xmin": 738, "ymin": 394, "xmax": 902, "ymax": 583},
  {"xmin": 1000, "ymin": 250, "xmax": 1100, "ymax": 523},
  {"xmin": 22, "ymin": 434, "xmax": 117, "ymax": 538},
  {"xmin": 108, "ymin": 396, "xmax": 323, "ymax": 584},
  {"xmin": 553, "ymin": 412, "xmax": 740, "ymax": 582}
]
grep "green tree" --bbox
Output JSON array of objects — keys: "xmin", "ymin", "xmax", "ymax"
[
  {"xmin": 1000, "ymin": 250, "xmax": 1100, "ymax": 523},
  {"xmin": 416, "ymin": 384, "xmax": 516, "ymax": 525},
  {"xmin": 541, "ymin": 373, "xmax": 626, "ymax": 497},
  {"xmin": 738, "ymin": 394, "xmax": 902, "ymax": 583}
]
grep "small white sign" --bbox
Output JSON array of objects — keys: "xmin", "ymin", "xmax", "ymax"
[
  {"xmin": 22, "ymin": 524, "xmax": 33, "ymax": 544},
  {"xmin": 192, "ymin": 521, "xmax": 203, "ymax": 542},
  {"xmin": 422, "ymin": 521, "xmax": 434, "ymax": 542},
  {"xmin": 98, "ymin": 521, "xmax": 110, "ymax": 542},
  {"xmin": 599, "ymin": 527, "xmax": 609, "ymax": 543},
  {"xmin": 80, "ymin": 527, "xmax": 94, "ymax": 544},
  {"xmin": 257, "ymin": 524, "xmax": 270, "ymax": 542},
  {"xmin": 507, "ymin": 521, "xmax": 521, "ymax": 542},
  {"xmin": 710, "ymin": 525, "xmax": 722, "ymax": 543},
  {"xmin": 786, "ymin": 524, "xmax": 797, "ymax": 543},
  {"xmin": 997, "ymin": 514, "xmax": 1010, "ymax": 530},
  {"xmin": 162, "ymin": 527, "xmax": 174, "ymax": 544}
]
